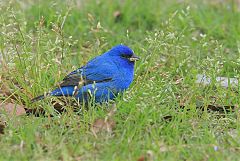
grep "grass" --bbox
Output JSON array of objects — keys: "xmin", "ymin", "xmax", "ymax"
[{"xmin": 0, "ymin": 0, "xmax": 240, "ymax": 160}]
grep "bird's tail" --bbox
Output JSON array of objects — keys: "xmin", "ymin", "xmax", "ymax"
[
  {"xmin": 31, "ymin": 94, "xmax": 47, "ymax": 103},
  {"xmin": 31, "ymin": 87, "xmax": 75, "ymax": 103}
]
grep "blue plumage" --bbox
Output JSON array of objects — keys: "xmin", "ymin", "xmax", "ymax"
[{"xmin": 32, "ymin": 44, "xmax": 139, "ymax": 103}]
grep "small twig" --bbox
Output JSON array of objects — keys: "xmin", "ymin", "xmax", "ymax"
[
  {"xmin": 13, "ymin": 44, "xmax": 27, "ymax": 82},
  {"xmin": 0, "ymin": 90, "xmax": 19, "ymax": 106},
  {"xmin": 60, "ymin": 7, "xmax": 71, "ymax": 64},
  {"xmin": 11, "ymin": 11, "xmax": 27, "ymax": 82}
]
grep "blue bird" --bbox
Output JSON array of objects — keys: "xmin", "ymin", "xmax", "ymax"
[{"xmin": 31, "ymin": 44, "xmax": 139, "ymax": 103}]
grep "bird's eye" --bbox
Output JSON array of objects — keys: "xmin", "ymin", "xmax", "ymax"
[{"xmin": 121, "ymin": 54, "xmax": 131, "ymax": 58}]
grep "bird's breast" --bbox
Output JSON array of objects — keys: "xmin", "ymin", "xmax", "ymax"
[{"xmin": 111, "ymin": 58, "xmax": 135, "ymax": 88}]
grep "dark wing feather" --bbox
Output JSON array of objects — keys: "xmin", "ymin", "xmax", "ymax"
[
  {"xmin": 59, "ymin": 75, "xmax": 112, "ymax": 87},
  {"xmin": 59, "ymin": 68, "xmax": 84, "ymax": 87},
  {"xmin": 59, "ymin": 55, "xmax": 116, "ymax": 87},
  {"xmin": 59, "ymin": 70, "xmax": 112, "ymax": 87},
  {"xmin": 59, "ymin": 74, "xmax": 84, "ymax": 87}
]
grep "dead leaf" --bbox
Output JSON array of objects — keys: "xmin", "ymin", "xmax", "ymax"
[
  {"xmin": 0, "ymin": 123, "xmax": 5, "ymax": 134},
  {"xmin": 206, "ymin": 104, "xmax": 235, "ymax": 112},
  {"xmin": 91, "ymin": 104, "xmax": 117, "ymax": 136},
  {"xmin": 137, "ymin": 156, "xmax": 145, "ymax": 161},
  {"xmin": 25, "ymin": 107, "xmax": 46, "ymax": 116},
  {"xmin": 0, "ymin": 83, "xmax": 11, "ymax": 97},
  {"xmin": 162, "ymin": 115, "xmax": 173, "ymax": 121},
  {"xmin": 91, "ymin": 118, "xmax": 116, "ymax": 135},
  {"xmin": 0, "ymin": 103, "xmax": 26, "ymax": 116},
  {"xmin": 0, "ymin": 77, "xmax": 26, "ymax": 104},
  {"xmin": 178, "ymin": 99, "xmax": 236, "ymax": 112},
  {"xmin": 174, "ymin": 78, "xmax": 183, "ymax": 85},
  {"xmin": 113, "ymin": 10, "xmax": 122, "ymax": 22},
  {"xmin": 137, "ymin": 150, "xmax": 154, "ymax": 161},
  {"xmin": 159, "ymin": 143, "xmax": 168, "ymax": 152},
  {"xmin": 0, "ymin": 110, "xmax": 8, "ymax": 134},
  {"xmin": 73, "ymin": 156, "xmax": 82, "ymax": 161}
]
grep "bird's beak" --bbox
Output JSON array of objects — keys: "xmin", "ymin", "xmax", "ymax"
[{"xmin": 129, "ymin": 54, "xmax": 140, "ymax": 62}]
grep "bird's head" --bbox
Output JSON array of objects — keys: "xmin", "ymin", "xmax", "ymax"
[{"xmin": 108, "ymin": 44, "xmax": 140, "ymax": 63}]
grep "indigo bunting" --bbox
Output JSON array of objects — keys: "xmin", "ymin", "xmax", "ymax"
[{"xmin": 32, "ymin": 45, "xmax": 139, "ymax": 103}]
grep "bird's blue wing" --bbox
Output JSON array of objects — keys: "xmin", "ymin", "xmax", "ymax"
[
  {"xmin": 59, "ymin": 55, "xmax": 116, "ymax": 87},
  {"xmin": 51, "ymin": 55, "xmax": 119, "ymax": 100}
]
